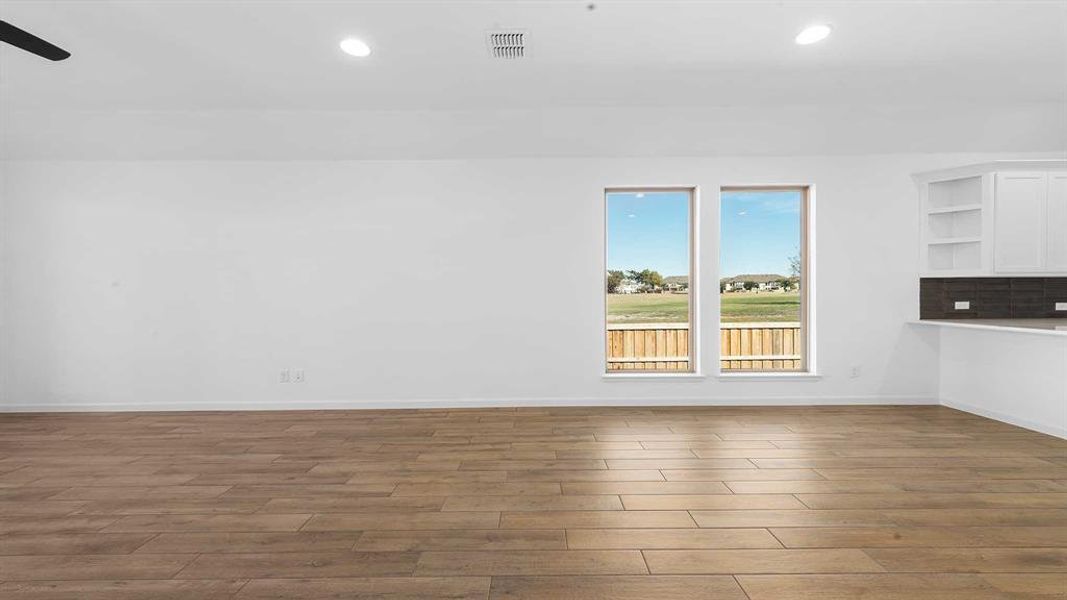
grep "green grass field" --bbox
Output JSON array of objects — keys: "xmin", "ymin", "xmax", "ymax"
[
  {"xmin": 607, "ymin": 292, "xmax": 800, "ymax": 323},
  {"xmin": 719, "ymin": 293, "xmax": 801, "ymax": 323}
]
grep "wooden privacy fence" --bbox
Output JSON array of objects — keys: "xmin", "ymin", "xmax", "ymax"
[
  {"xmin": 606, "ymin": 323, "xmax": 690, "ymax": 371},
  {"xmin": 720, "ymin": 322, "xmax": 802, "ymax": 371},
  {"xmin": 606, "ymin": 322, "xmax": 802, "ymax": 372}
]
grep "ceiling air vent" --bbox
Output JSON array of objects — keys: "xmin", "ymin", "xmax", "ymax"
[{"xmin": 486, "ymin": 30, "xmax": 527, "ymax": 59}]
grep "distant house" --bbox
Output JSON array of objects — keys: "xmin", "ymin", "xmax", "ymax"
[
  {"xmin": 616, "ymin": 279, "xmax": 642, "ymax": 294},
  {"xmin": 720, "ymin": 273, "xmax": 788, "ymax": 292},
  {"xmin": 663, "ymin": 275, "xmax": 689, "ymax": 292}
]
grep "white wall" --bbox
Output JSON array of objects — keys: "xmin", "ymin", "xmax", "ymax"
[
  {"xmin": 938, "ymin": 328, "xmax": 1067, "ymax": 438},
  {"xmin": 0, "ymin": 153, "xmax": 1049, "ymax": 411},
  {"xmin": 5, "ymin": 103, "xmax": 1063, "ymax": 161}
]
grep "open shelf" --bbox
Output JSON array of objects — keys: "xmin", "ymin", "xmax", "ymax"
[
  {"xmin": 927, "ymin": 203, "xmax": 983, "ymax": 215},
  {"xmin": 928, "ymin": 236, "xmax": 982, "ymax": 245},
  {"xmin": 928, "ymin": 240, "xmax": 981, "ymax": 271},
  {"xmin": 921, "ymin": 173, "xmax": 987, "ymax": 275},
  {"xmin": 928, "ymin": 209, "xmax": 981, "ymax": 240},
  {"xmin": 928, "ymin": 176, "xmax": 983, "ymax": 209}
]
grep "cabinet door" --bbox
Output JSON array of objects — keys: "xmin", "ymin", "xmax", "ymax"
[
  {"xmin": 1048, "ymin": 172, "xmax": 1067, "ymax": 272},
  {"xmin": 994, "ymin": 172, "xmax": 1047, "ymax": 272}
]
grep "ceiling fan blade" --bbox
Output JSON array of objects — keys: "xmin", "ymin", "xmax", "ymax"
[{"xmin": 0, "ymin": 20, "xmax": 70, "ymax": 61}]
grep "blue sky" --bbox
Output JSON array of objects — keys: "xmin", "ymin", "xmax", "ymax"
[
  {"xmin": 720, "ymin": 190, "xmax": 801, "ymax": 277},
  {"xmin": 607, "ymin": 191, "xmax": 690, "ymax": 277},
  {"xmin": 606, "ymin": 189, "xmax": 801, "ymax": 278}
]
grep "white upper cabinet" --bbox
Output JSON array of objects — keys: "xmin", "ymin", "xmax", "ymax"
[
  {"xmin": 1048, "ymin": 173, "xmax": 1067, "ymax": 272},
  {"xmin": 994, "ymin": 172, "xmax": 1047, "ymax": 273},
  {"xmin": 914, "ymin": 161, "xmax": 1067, "ymax": 277}
]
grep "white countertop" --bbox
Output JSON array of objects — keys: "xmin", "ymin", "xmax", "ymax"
[{"xmin": 912, "ymin": 318, "xmax": 1067, "ymax": 337}]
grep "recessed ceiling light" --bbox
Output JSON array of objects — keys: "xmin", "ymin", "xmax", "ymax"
[
  {"xmin": 339, "ymin": 37, "xmax": 371, "ymax": 57},
  {"xmin": 795, "ymin": 24, "xmax": 832, "ymax": 45}
]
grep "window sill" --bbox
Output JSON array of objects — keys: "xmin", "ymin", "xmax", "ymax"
[
  {"xmin": 602, "ymin": 373, "xmax": 706, "ymax": 381},
  {"xmin": 718, "ymin": 372, "xmax": 821, "ymax": 381}
]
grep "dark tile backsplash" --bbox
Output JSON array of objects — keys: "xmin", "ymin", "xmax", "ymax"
[{"xmin": 920, "ymin": 277, "xmax": 1067, "ymax": 319}]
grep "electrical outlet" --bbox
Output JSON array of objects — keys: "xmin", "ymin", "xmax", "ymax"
[
  {"xmin": 953, "ymin": 301, "xmax": 970, "ymax": 310},
  {"xmin": 849, "ymin": 365, "xmax": 862, "ymax": 379},
  {"xmin": 1056, "ymin": 302, "xmax": 1067, "ymax": 312},
  {"xmin": 293, "ymin": 369, "xmax": 305, "ymax": 383},
  {"xmin": 279, "ymin": 369, "xmax": 290, "ymax": 384}
]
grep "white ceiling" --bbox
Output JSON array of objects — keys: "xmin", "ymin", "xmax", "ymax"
[
  {"xmin": 3, "ymin": 0, "xmax": 1066, "ymax": 110},
  {"xmin": 1, "ymin": 0, "xmax": 1064, "ymax": 158}
]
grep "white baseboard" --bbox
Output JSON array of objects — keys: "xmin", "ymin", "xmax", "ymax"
[
  {"xmin": 6, "ymin": 395, "xmax": 1060, "ymax": 441},
  {"xmin": 0, "ymin": 395, "xmax": 938, "ymax": 413},
  {"xmin": 939, "ymin": 398, "xmax": 1067, "ymax": 439}
]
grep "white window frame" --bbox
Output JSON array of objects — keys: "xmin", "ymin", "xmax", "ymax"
[
  {"xmin": 602, "ymin": 186, "xmax": 702, "ymax": 378},
  {"xmin": 717, "ymin": 185, "xmax": 817, "ymax": 378}
]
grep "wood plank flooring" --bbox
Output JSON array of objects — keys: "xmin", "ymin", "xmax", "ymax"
[{"xmin": 0, "ymin": 405, "xmax": 1064, "ymax": 599}]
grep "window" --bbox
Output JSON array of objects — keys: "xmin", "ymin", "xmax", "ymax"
[
  {"xmin": 720, "ymin": 187, "xmax": 811, "ymax": 373},
  {"xmin": 605, "ymin": 188, "xmax": 695, "ymax": 373}
]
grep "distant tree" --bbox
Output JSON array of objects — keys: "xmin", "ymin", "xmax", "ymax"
[
  {"xmin": 788, "ymin": 253, "xmax": 802, "ymax": 278},
  {"xmin": 719, "ymin": 282, "xmax": 726, "ymax": 293},
  {"xmin": 743, "ymin": 281, "xmax": 758, "ymax": 291},
  {"xmin": 776, "ymin": 278, "xmax": 792, "ymax": 292},
  {"xmin": 642, "ymin": 269, "xmax": 664, "ymax": 291},
  {"xmin": 626, "ymin": 269, "xmax": 664, "ymax": 292},
  {"xmin": 606, "ymin": 270, "xmax": 625, "ymax": 293}
]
